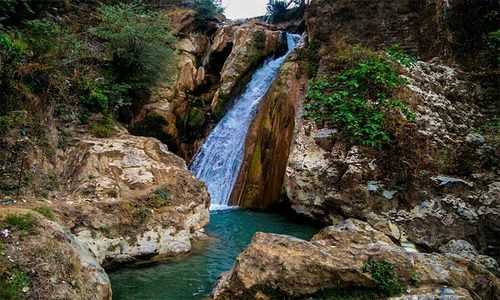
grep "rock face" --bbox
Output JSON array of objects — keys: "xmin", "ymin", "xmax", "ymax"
[
  {"xmin": 132, "ymin": 15, "xmax": 286, "ymax": 160},
  {"xmin": 212, "ymin": 219, "xmax": 499, "ymax": 300},
  {"xmin": 0, "ymin": 209, "xmax": 111, "ymax": 299},
  {"xmin": 229, "ymin": 39, "xmax": 307, "ymax": 209},
  {"xmin": 55, "ymin": 132, "xmax": 210, "ymax": 266},
  {"xmin": 210, "ymin": 21, "xmax": 286, "ymax": 118},
  {"xmin": 306, "ymin": 0, "xmax": 498, "ymax": 70},
  {"xmin": 285, "ymin": 60, "xmax": 500, "ymax": 259}
]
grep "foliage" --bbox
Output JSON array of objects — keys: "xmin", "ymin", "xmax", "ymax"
[
  {"xmin": 90, "ymin": 2, "xmax": 177, "ymax": 114},
  {"xmin": 266, "ymin": 0, "xmax": 288, "ymax": 21},
  {"xmin": 136, "ymin": 207, "xmax": 151, "ymax": 222},
  {"xmin": 34, "ymin": 205, "xmax": 55, "ymax": 221},
  {"xmin": 297, "ymin": 41, "xmax": 320, "ymax": 78},
  {"xmin": 1, "ymin": 19, "xmax": 86, "ymax": 115},
  {"xmin": 253, "ymin": 30, "xmax": 266, "ymax": 50},
  {"xmin": 194, "ymin": 0, "xmax": 224, "ymax": 27},
  {"xmin": 305, "ymin": 48, "xmax": 415, "ymax": 148},
  {"xmin": 0, "ymin": 111, "xmax": 28, "ymax": 134},
  {"xmin": 0, "ymin": 32, "xmax": 26, "ymax": 114},
  {"xmin": 409, "ymin": 272, "xmax": 420, "ymax": 286},
  {"xmin": 266, "ymin": 0, "xmax": 304, "ymax": 23},
  {"xmin": 362, "ymin": 260, "xmax": 407, "ymax": 296},
  {"xmin": 5, "ymin": 213, "xmax": 37, "ymax": 231},
  {"xmin": 386, "ymin": 45, "xmax": 417, "ymax": 68},
  {"xmin": 485, "ymin": 29, "xmax": 500, "ymax": 62},
  {"xmin": 149, "ymin": 187, "xmax": 170, "ymax": 208},
  {"xmin": 0, "ymin": 0, "xmax": 59, "ymax": 25},
  {"xmin": 107, "ymin": 189, "xmax": 119, "ymax": 198},
  {"xmin": 78, "ymin": 80, "xmax": 130, "ymax": 123},
  {"xmin": 0, "ymin": 268, "xmax": 30, "ymax": 300},
  {"xmin": 0, "ymin": 31, "xmax": 26, "ymax": 70},
  {"xmin": 89, "ymin": 115, "xmax": 115, "ymax": 138},
  {"xmin": 20, "ymin": 19, "xmax": 88, "ymax": 66}
]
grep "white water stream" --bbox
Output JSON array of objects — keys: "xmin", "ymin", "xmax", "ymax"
[{"xmin": 190, "ymin": 33, "xmax": 301, "ymax": 210}]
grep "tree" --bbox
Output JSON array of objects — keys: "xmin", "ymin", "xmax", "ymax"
[
  {"xmin": 266, "ymin": 0, "xmax": 305, "ymax": 22},
  {"xmin": 90, "ymin": 2, "xmax": 177, "ymax": 115},
  {"xmin": 267, "ymin": 0, "xmax": 288, "ymax": 20}
]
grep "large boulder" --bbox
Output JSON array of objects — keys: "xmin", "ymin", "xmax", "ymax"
[
  {"xmin": 212, "ymin": 219, "xmax": 499, "ymax": 300},
  {"xmin": 54, "ymin": 133, "xmax": 210, "ymax": 266},
  {"xmin": 0, "ymin": 208, "xmax": 111, "ymax": 299}
]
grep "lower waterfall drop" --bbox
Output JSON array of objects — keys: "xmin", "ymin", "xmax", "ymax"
[{"xmin": 190, "ymin": 33, "xmax": 301, "ymax": 210}]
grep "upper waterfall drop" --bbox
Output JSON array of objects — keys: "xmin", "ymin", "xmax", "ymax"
[{"xmin": 190, "ymin": 33, "xmax": 301, "ymax": 210}]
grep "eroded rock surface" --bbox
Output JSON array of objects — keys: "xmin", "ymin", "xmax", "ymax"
[
  {"xmin": 55, "ymin": 133, "xmax": 210, "ymax": 266},
  {"xmin": 230, "ymin": 38, "xmax": 307, "ymax": 209},
  {"xmin": 285, "ymin": 60, "xmax": 500, "ymax": 258},
  {"xmin": 212, "ymin": 219, "xmax": 499, "ymax": 300},
  {"xmin": 132, "ymin": 16, "xmax": 286, "ymax": 160},
  {"xmin": 210, "ymin": 21, "xmax": 286, "ymax": 118},
  {"xmin": 0, "ymin": 209, "xmax": 111, "ymax": 299}
]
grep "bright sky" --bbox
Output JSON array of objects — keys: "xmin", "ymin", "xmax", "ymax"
[{"xmin": 222, "ymin": 0, "xmax": 268, "ymax": 19}]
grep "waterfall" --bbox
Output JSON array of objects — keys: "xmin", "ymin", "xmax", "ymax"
[{"xmin": 190, "ymin": 33, "xmax": 301, "ymax": 210}]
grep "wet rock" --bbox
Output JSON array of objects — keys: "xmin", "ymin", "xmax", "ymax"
[
  {"xmin": 431, "ymin": 176, "xmax": 474, "ymax": 187},
  {"xmin": 230, "ymin": 46, "xmax": 307, "ymax": 209},
  {"xmin": 465, "ymin": 133, "xmax": 486, "ymax": 145},
  {"xmin": 133, "ymin": 20, "xmax": 286, "ymax": 160},
  {"xmin": 210, "ymin": 22, "xmax": 286, "ymax": 118},
  {"xmin": 212, "ymin": 219, "xmax": 499, "ymax": 300}
]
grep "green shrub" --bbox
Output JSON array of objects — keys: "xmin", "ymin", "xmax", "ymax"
[
  {"xmin": 136, "ymin": 207, "xmax": 151, "ymax": 222},
  {"xmin": 253, "ymin": 30, "xmax": 266, "ymax": 50},
  {"xmin": 0, "ymin": 268, "xmax": 30, "ymax": 300},
  {"xmin": 486, "ymin": 29, "xmax": 500, "ymax": 62},
  {"xmin": 266, "ymin": 0, "xmax": 288, "ymax": 22},
  {"xmin": 20, "ymin": 19, "xmax": 88, "ymax": 68},
  {"xmin": 150, "ymin": 187, "xmax": 170, "ymax": 208},
  {"xmin": 266, "ymin": 0, "xmax": 304, "ymax": 23},
  {"xmin": 362, "ymin": 260, "xmax": 407, "ymax": 296},
  {"xmin": 386, "ymin": 45, "xmax": 417, "ymax": 68},
  {"xmin": 90, "ymin": 2, "xmax": 177, "ymax": 112},
  {"xmin": 0, "ymin": 32, "xmax": 27, "ymax": 113},
  {"xmin": 0, "ymin": 0, "xmax": 59, "ymax": 25},
  {"xmin": 78, "ymin": 80, "xmax": 130, "ymax": 123},
  {"xmin": 297, "ymin": 41, "xmax": 320, "ymax": 78},
  {"xmin": 304, "ymin": 48, "xmax": 415, "ymax": 148},
  {"xmin": 90, "ymin": 115, "xmax": 115, "ymax": 138},
  {"xmin": 34, "ymin": 205, "xmax": 55, "ymax": 221},
  {"xmin": 6, "ymin": 213, "xmax": 37, "ymax": 231},
  {"xmin": 107, "ymin": 189, "xmax": 119, "ymax": 198},
  {"xmin": 409, "ymin": 272, "xmax": 420, "ymax": 286},
  {"xmin": 0, "ymin": 32, "xmax": 26, "ymax": 67},
  {"xmin": 194, "ymin": 0, "xmax": 224, "ymax": 27},
  {"xmin": 0, "ymin": 111, "xmax": 27, "ymax": 133}
]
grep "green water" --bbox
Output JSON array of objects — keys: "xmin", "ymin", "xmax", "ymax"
[{"xmin": 109, "ymin": 209, "xmax": 320, "ymax": 300}]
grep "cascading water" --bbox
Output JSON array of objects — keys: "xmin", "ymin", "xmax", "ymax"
[{"xmin": 190, "ymin": 33, "xmax": 301, "ymax": 210}]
